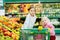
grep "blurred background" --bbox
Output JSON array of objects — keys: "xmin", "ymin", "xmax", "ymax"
[{"xmin": 0, "ymin": 0, "xmax": 60, "ymax": 40}]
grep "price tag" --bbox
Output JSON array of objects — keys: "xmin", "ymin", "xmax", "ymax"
[
  {"xmin": 0, "ymin": 10, "xmax": 5, "ymax": 16},
  {"xmin": 0, "ymin": 0, "xmax": 3, "ymax": 6}
]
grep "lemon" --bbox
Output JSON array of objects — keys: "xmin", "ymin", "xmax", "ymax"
[{"xmin": 38, "ymin": 26, "xmax": 43, "ymax": 30}]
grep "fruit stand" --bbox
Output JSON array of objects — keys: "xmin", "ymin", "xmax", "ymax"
[
  {"xmin": 19, "ymin": 28, "xmax": 50, "ymax": 40},
  {"xmin": 0, "ymin": 16, "xmax": 22, "ymax": 40}
]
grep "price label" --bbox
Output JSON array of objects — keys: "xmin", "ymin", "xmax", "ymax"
[
  {"xmin": 0, "ymin": 10, "xmax": 5, "ymax": 16},
  {"xmin": 0, "ymin": 0, "xmax": 3, "ymax": 6}
]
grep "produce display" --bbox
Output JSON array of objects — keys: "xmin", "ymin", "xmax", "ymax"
[
  {"xmin": 0, "ymin": 16, "xmax": 22, "ymax": 40},
  {"xmin": 4, "ymin": 3, "xmax": 43, "ymax": 15}
]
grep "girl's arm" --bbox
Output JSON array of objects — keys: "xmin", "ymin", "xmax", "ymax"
[
  {"xmin": 46, "ymin": 23, "xmax": 55, "ymax": 30},
  {"xmin": 22, "ymin": 15, "xmax": 30, "ymax": 29}
]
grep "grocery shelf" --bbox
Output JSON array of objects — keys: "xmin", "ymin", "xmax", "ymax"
[
  {"xmin": 55, "ymin": 28, "xmax": 60, "ymax": 34},
  {"xmin": 5, "ymin": 13, "xmax": 60, "ymax": 19},
  {"xmin": 3, "ymin": 0, "xmax": 60, "ymax": 3}
]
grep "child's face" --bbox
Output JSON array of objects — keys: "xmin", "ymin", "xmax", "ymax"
[
  {"xmin": 29, "ymin": 8, "xmax": 36, "ymax": 16},
  {"xmin": 40, "ymin": 19, "xmax": 47, "ymax": 26},
  {"xmin": 40, "ymin": 17, "xmax": 50, "ymax": 26}
]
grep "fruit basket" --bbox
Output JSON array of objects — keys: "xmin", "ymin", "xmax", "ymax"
[{"xmin": 19, "ymin": 28, "xmax": 50, "ymax": 40}]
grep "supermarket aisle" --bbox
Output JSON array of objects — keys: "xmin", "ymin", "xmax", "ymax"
[{"xmin": 56, "ymin": 35, "xmax": 60, "ymax": 40}]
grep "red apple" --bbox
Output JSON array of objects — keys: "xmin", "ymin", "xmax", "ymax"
[
  {"xmin": 2, "ymin": 28, "xmax": 8, "ymax": 32},
  {"xmin": 8, "ymin": 32, "xmax": 12, "ymax": 37},
  {"xmin": 4, "ymin": 34, "xmax": 7, "ymax": 36},
  {"xmin": 3, "ymin": 32, "xmax": 8, "ymax": 36},
  {"xmin": 7, "ymin": 31, "xmax": 12, "ymax": 37}
]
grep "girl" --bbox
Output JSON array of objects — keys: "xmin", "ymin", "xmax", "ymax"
[{"xmin": 41, "ymin": 17, "xmax": 56, "ymax": 40}]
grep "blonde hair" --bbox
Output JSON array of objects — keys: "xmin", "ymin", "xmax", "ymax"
[{"xmin": 41, "ymin": 16, "xmax": 50, "ymax": 23}]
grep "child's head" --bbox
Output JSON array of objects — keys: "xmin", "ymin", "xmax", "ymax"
[
  {"xmin": 40, "ymin": 17, "xmax": 50, "ymax": 26},
  {"xmin": 28, "ymin": 7, "xmax": 36, "ymax": 16}
]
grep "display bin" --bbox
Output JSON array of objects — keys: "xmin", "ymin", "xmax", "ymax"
[{"xmin": 19, "ymin": 28, "xmax": 50, "ymax": 40}]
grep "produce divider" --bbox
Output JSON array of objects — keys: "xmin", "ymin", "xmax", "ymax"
[{"xmin": 3, "ymin": 0, "xmax": 60, "ymax": 3}]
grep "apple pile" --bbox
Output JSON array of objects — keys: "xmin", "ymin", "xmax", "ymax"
[
  {"xmin": 0, "ymin": 26, "xmax": 17, "ymax": 40},
  {"xmin": 0, "ymin": 16, "xmax": 22, "ymax": 40},
  {"xmin": 2, "ymin": 28, "xmax": 12, "ymax": 37},
  {"xmin": 0, "ymin": 16, "xmax": 22, "ymax": 29}
]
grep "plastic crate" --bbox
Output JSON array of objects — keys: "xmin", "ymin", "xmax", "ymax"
[{"xmin": 19, "ymin": 28, "xmax": 50, "ymax": 40}]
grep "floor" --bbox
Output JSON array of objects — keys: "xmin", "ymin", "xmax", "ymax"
[{"xmin": 56, "ymin": 35, "xmax": 60, "ymax": 40}]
